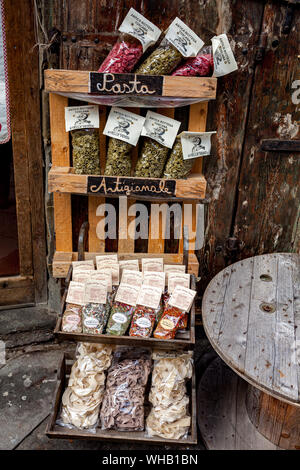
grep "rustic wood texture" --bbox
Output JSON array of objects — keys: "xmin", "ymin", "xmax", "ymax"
[
  {"xmin": 246, "ymin": 384, "xmax": 300, "ymax": 450},
  {"xmin": 202, "ymin": 253, "xmax": 300, "ymax": 405},
  {"xmin": 46, "ymin": 354, "xmax": 197, "ymax": 445},
  {"xmin": 44, "ymin": 69, "xmax": 217, "ymax": 99},
  {"xmin": 3, "ymin": 0, "xmax": 47, "ymax": 303},
  {"xmin": 198, "ymin": 357, "xmax": 279, "ymax": 450}
]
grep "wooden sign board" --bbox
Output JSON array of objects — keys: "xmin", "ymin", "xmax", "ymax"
[{"xmin": 89, "ymin": 72, "xmax": 163, "ymax": 96}]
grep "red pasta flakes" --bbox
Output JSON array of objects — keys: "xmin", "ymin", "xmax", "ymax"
[
  {"xmin": 98, "ymin": 38, "xmax": 143, "ymax": 73},
  {"xmin": 129, "ymin": 305, "xmax": 156, "ymax": 338},
  {"xmin": 153, "ymin": 305, "xmax": 185, "ymax": 340},
  {"xmin": 172, "ymin": 53, "xmax": 213, "ymax": 77}
]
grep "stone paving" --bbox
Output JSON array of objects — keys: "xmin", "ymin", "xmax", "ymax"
[{"xmin": 0, "ymin": 306, "xmax": 213, "ymax": 450}]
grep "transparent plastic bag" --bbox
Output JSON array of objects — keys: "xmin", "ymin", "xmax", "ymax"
[
  {"xmin": 106, "ymin": 301, "xmax": 135, "ymax": 336},
  {"xmin": 164, "ymin": 137, "xmax": 195, "ymax": 179},
  {"xmin": 172, "ymin": 48, "xmax": 213, "ymax": 76},
  {"xmin": 153, "ymin": 303, "xmax": 186, "ymax": 340},
  {"xmin": 134, "ymin": 137, "xmax": 170, "ymax": 178},
  {"xmin": 61, "ymin": 303, "xmax": 82, "ymax": 333},
  {"xmin": 82, "ymin": 302, "xmax": 107, "ymax": 334},
  {"xmin": 71, "ymin": 128, "xmax": 100, "ymax": 175},
  {"xmin": 100, "ymin": 347, "xmax": 151, "ymax": 431},
  {"xmin": 104, "ymin": 137, "xmax": 133, "ymax": 176},
  {"xmin": 135, "ymin": 36, "xmax": 183, "ymax": 75},
  {"xmin": 129, "ymin": 305, "xmax": 157, "ymax": 338},
  {"xmin": 98, "ymin": 33, "xmax": 144, "ymax": 73}
]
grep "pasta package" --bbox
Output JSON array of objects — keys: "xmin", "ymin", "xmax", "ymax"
[
  {"xmin": 106, "ymin": 283, "xmax": 140, "ymax": 336},
  {"xmin": 129, "ymin": 285, "xmax": 162, "ymax": 338},
  {"xmin": 100, "ymin": 348, "xmax": 151, "ymax": 431},
  {"xmin": 164, "ymin": 137, "xmax": 195, "ymax": 180},
  {"xmin": 62, "ymin": 281, "xmax": 85, "ymax": 333},
  {"xmin": 82, "ymin": 280, "xmax": 108, "ymax": 335}
]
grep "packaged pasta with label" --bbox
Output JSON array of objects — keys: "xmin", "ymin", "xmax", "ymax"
[
  {"xmin": 135, "ymin": 18, "xmax": 204, "ymax": 75},
  {"xmin": 82, "ymin": 280, "xmax": 108, "ymax": 334},
  {"xmin": 100, "ymin": 347, "xmax": 151, "ymax": 431},
  {"xmin": 98, "ymin": 8, "xmax": 161, "ymax": 73},
  {"xmin": 129, "ymin": 285, "xmax": 162, "ymax": 338},
  {"xmin": 172, "ymin": 51, "xmax": 213, "ymax": 76},
  {"xmin": 106, "ymin": 283, "xmax": 140, "ymax": 336},
  {"xmin": 146, "ymin": 350, "xmax": 192, "ymax": 439},
  {"xmin": 62, "ymin": 281, "xmax": 85, "ymax": 333},
  {"xmin": 65, "ymin": 106, "xmax": 100, "ymax": 175},
  {"xmin": 121, "ymin": 269, "xmax": 143, "ymax": 287},
  {"xmin": 57, "ymin": 343, "xmax": 113, "ymax": 431},
  {"xmin": 164, "ymin": 137, "xmax": 195, "ymax": 179},
  {"xmin": 134, "ymin": 111, "xmax": 180, "ymax": 178}
]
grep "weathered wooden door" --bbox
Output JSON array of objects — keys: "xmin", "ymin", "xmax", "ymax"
[{"xmin": 41, "ymin": 0, "xmax": 299, "ymax": 293}]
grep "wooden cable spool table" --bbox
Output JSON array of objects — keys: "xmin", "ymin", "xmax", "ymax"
[{"xmin": 200, "ymin": 253, "xmax": 300, "ymax": 450}]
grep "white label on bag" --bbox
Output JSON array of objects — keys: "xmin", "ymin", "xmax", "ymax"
[
  {"xmin": 112, "ymin": 313, "xmax": 127, "ymax": 324},
  {"xmin": 65, "ymin": 105, "xmax": 99, "ymax": 132},
  {"xmin": 96, "ymin": 254, "xmax": 118, "ymax": 267},
  {"xmin": 118, "ymin": 8, "xmax": 161, "ymax": 52},
  {"xmin": 165, "ymin": 17, "xmax": 204, "ymax": 57},
  {"xmin": 143, "ymin": 271, "xmax": 165, "ymax": 290},
  {"xmin": 212, "ymin": 33, "xmax": 238, "ymax": 77},
  {"xmin": 66, "ymin": 281, "xmax": 86, "ymax": 306},
  {"xmin": 84, "ymin": 317, "xmax": 100, "ymax": 329},
  {"xmin": 90, "ymin": 270, "xmax": 113, "ymax": 292},
  {"xmin": 119, "ymin": 259, "xmax": 140, "ymax": 273},
  {"xmin": 169, "ymin": 286, "xmax": 196, "ymax": 312},
  {"xmin": 136, "ymin": 317, "xmax": 151, "ymax": 329},
  {"xmin": 84, "ymin": 280, "xmax": 107, "ymax": 304},
  {"xmin": 180, "ymin": 131, "xmax": 216, "ymax": 160},
  {"xmin": 72, "ymin": 269, "xmax": 95, "ymax": 283},
  {"xmin": 137, "ymin": 285, "xmax": 162, "ymax": 310},
  {"xmin": 164, "ymin": 264, "xmax": 186, "ymax": 284},
  {"xmin": 121, "ymin": 270, "xmax": 143, "ymax": 287},
  {"xmin": 142, "ymin": 258, "xmax": 164, "ymax": 273},
  {"xmin": 115, "ymin": 283, "xmax": 140, "ymax": 306},
  {"xmin": 141, "ymin": 111, "xmax": 181, "ymax": 149},
  {"xmin": 103, "ymin": 107, "xmax": 145, "ymax": 146},
  {"xmin": 72, "ymin": 260, "xmax": 95, "ymax": 269},
  {"xmin": 168, "ymin": 273, "xmax": 190, "ymax": 293}
]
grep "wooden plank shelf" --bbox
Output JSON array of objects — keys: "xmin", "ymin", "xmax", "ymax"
[
  {"xmin": 49, "ymin": 166, "xmax": 207, "ymax": 201},
  {"xmin": 46, "ymin": 354, "xmax": 197, "ymax": 445},
  {"xmin": 45, "ymin": 69, "xmax": 217, "ymax": 100}
]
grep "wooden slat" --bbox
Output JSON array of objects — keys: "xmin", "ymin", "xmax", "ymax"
[
  {"xmin": 44, "ymin": 69, "xmax": 217, "ymax": 99},
  {"xmin": 49, "ymin": 93, "xmax": 72, "ymax": 252}
]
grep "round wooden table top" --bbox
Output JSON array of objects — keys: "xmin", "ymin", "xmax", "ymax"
[{"xmin": 202, "ymin": 253, "xmax": 300, "ymax": 406}]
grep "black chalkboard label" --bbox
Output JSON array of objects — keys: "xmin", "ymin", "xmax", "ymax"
[
  {"xmin": 87, "ymin": 176, "xmax": 176, "ymax": 198},
  {"xmin": 89, "ymin": 72, "xmax": 164, "ymax": 96}
]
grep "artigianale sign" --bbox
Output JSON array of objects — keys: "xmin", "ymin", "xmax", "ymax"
[{"xmin": 88, "ymin": 175, "xmax": 176, "ymax": 198}]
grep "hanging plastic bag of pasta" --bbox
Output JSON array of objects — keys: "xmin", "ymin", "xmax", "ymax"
[
  {"xmin": 103, "ymin": 107, "xmax": 145, "ymax": 176},
  {"xmin": 171, "ymin": 46, "xmax": 213, "ymax": 77},
  {"xmin": 106, "ymin": 283, "xmax": 140, "ymax": 336},
  {"xmin": 65, "ymin": 105, "xmax": 100, "ymax": 175},
  {"xmin": 135, "ymin": 111, "xmax": 181, "ymax": 178},
  {"xmin": 61, "ymin": 281, "xmax": 85, "ymax": 333},
  {"xmin": 98, "ymin": 8, "xmax": 161, "ymax": 73},
  {"xmin": 82, "ymin": 280, "xmax": 108, "ymax": 335},
  {"xmin": 135, "ymin": 17, "xmax": 204, "ymax": 75},
  {"xmin": 164, "ymin": 131, "xmax": 216, "ymax": 179}
]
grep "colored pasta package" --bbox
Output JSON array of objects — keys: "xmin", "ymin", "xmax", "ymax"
[
  {"xmin": 129, "ymin": 284, "xmax": 162, "ymax": 338},
  {"xmin": 100, "ymin": 347, "xmax": 151, "ymax": 431},
  {"xmin": 164, "ymin": 272, "xmax": 191, "ymax": 330},
  {"xmin": 98, "ymin": 8, "xmax": 161, "ymax": 73},
  {"xmin": 154, "ymin": 286, "xmax": 196, "ymax": 339},
  {"xmin": 82, "ymin": 280, "xmax": 108, "ymax": 334},
  {"xmin": 103, "ymin": 108, "xmax": 146, "ymax": 176},
  {"xmin": 62, "ymin": 281, "xmax": 86, "ymax": 333},
  {"xmin": 164, "ymin": 137, "xmax": 195, "ymax": 179},
  {"xmin": 134, "ymin": 111, "xmax": 180, "ymax": 178},
  {"xmin": 135, "ymin": 18, "xmax": 204, "ymax": 75},
  {"xmin": 172, "ymin": 48, "xmax": 213, "ymax": 76},
  {"xmin": 106, "ymin": 283, "xmax": 140, "ymax": 336},
  {"xmin": 65, "ymin": 105, "xmax": 100, "ymax": 175}
]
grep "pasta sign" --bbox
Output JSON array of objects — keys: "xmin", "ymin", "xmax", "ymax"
[{"xmin": 0, "ymin": 0, "xmax": 10, "ymax": 144}]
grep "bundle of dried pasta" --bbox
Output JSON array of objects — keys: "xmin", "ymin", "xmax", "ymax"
[
  {"xmin": 146, "ymin": 350, "xmax": 193, "ymax": 440},
  {"xmin": 100, "ymin": 348, "xmax": 151, "ymax": 431},
  {"xmin": 58, "ymin": 343, "xmax": 113, "ymax": 431}
]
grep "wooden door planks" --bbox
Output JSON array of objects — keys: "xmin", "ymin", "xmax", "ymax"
[{"xmin": 202, "ymin": 254, "xmax": 300, "ymax": 405}]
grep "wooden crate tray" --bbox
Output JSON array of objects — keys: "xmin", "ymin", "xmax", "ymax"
[
  {"xmin": 45, "ymin": 69, "xmax": 217, "ymax": 100},
  {"xmin": 46, "ymin": 354, "xmax": 197, "ymax": 445},
  {"xmin": 49, "ymin": 167, "xmax": 206, "ymax": 201}
]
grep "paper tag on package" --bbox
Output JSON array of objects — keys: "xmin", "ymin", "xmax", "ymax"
[
  {"xmin": 119, "ymin": 8, "xmax": 161, "ymax": 52},
  {"xmin": 90, "ymin": 270, "xmax": 113, "ymax": 292},
  {"xmin": 137, "ymin": 285, "xmax": 162, "ymax": 310},
  {"xmin": 212, "ymin": 34, "xmax": 238, "ymax": 77},
  {"xmin": 65, "ymin": 105, "xmax": 99, "ymax": 132},
  {"xmin": 168, "ymin": 273, "xmax": 190, "ymax": 293},
  {"xmin": 115, "ymin": 283, "xmax": 140, "ymax": 306},
  {"xmin": 142, "ymin": 258, "xmax": 164, "ymax": 273},
  {"xmin": 66, "ymin": 281, "xmax": 86, "ymax": 306},
  {"xmin": 103, "ymin": 107, "xmax": 145, "ymax": 146},
  {"xmin": 141, "ymin": 111, "xmax": 181, "ymax": 149},
  {"xmin": 143, "ymin": 271, "xmax": 165, "ymax": 290},
  {"xmin": 180, "ymin": 131, "xmax": 216, "ymax": 160},
  {"xmin": 84, "ymin": 280, "xmax": 108, "ymax": 304},
  {"xmin": 121, "ymin": 270, "xmax": 143, "ymax": 287},
  {"xmin": 165, "ymin": 17, "xmax": 204, "ymax": 57},
  {"xmin": 169, "ymin": 286, "xmax": 196, "ymax": 312}
]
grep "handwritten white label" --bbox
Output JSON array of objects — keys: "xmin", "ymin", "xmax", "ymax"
[
  {"xmin": 169, "ymin": 285, "xmax": 196, "ymax": 312},
  {"xmin": 65, "ymin": 105, "xmax": 99, "ymax": 132},
  {"xmin": 212, "ymin": 33, "xmax": 238, "ymax": 77},
  {"xmin": 118, "ymin": 8, "xmax": 161, "ymax": 52},
  {"xmin": 141, "ymin": 111, "xmax": 181, "ymax": 149},
  {"xmin": 180, "ymin": 131, "xmax": 216, "ymax": 160},
  {"xmin": 165, "ymin": 17, "xmax": 204, "ymax": 57},
  {"xmin": 103, "ymin": 107, "xmax": 145, "ymax": 146},
  {"xmin": 66, "ymin": 281, "xmax": 85, "ymax": 306}
]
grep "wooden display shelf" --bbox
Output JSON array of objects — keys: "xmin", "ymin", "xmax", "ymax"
[
  {"xmin": 49, "ymin": 166, "xmax": 207, "ymax": 201},
  {"xmin": 45, "ymin": 69, "xmax": 217, "ymax": 99},
  {"xmin": 46, "ymin": 354, "xmax": 197, "ymax": 445}
]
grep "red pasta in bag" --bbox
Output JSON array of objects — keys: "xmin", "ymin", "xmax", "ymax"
[{"xmin": 172, "ymin": 53, "xmax": 213, "ymax": 77}]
